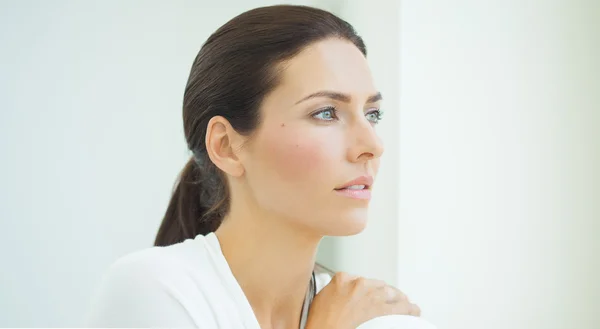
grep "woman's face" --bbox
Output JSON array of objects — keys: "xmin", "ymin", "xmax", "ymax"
[{"xmin": 240, "ymin": 38, "xmax": 384, "ymax": 236}]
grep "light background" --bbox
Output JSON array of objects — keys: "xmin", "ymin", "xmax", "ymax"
[{"xmin": 1, "ymin": 1, "xmax": 598, "ymax": 328}]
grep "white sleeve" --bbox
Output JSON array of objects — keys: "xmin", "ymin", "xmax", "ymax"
[{"xmin": 85, "ymin": 255, "xmax": 200, "ymax": 328}]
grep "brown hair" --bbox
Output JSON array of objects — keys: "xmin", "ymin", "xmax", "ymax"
[{"xmin": 155, "ymin": 5, "xmax": 367, "ymax": 247}]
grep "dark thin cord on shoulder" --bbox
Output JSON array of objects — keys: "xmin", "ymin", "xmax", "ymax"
[{"xmin": 312, "ymin": 271, "xmax": 316, "ymax": 297}]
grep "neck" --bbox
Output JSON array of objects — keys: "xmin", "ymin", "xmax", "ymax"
[{"xmin": 215, "ymin": 203, "xmax": 322, "ymax": 329}]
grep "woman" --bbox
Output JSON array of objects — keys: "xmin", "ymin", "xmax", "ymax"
[{"xmin": 87, "ymin": 5, "xmax": 430, "ymax": 329}]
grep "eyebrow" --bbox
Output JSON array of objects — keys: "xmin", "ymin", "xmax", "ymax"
[{"xmin": 295, "ymin": 91, "xmax": 383, "ymax": 105}]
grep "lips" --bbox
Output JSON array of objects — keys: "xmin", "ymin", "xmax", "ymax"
[
  {"xmin": 335, "ymin": 176, "xmax": 374, "ymax": 191},
  {"xmin": 334, "ymin": 184, "xmax": 372, "ymax": 200},
  {"xmin": 334, "ymin": 176, "xmax": 374, "ymax": 200}
]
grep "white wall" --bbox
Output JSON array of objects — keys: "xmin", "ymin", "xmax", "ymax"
[
  {"xmin": 396, "ymin": 1, "xmax": 599, "ymax": 329},
  {"xmin": 0, "ymin": 0, "xmax": 320, "ymax": 326}
]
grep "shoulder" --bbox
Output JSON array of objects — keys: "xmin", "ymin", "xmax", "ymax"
[
  {"xmin": 86, "ymin": 237, "xmax": 217, "ymax": 327},
  {"xmin": 104, "ymin": 238, "xmax": 202, "ymax": 284},
  {"xmin": 96, "ymin": 234, "xmax": 222, "ymax": 297}
]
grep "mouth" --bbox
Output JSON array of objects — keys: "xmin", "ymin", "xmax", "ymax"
[
  {"xmin": 334, "ymin": 176, "xmax": 373, "ymax": 200},
  {"xmin": 334, "ymin": 186, "xmax": 372, "ymax": 200},
  {"xmin": 334, "ymin": 184, "xmax": 370, "ymax": 191}
]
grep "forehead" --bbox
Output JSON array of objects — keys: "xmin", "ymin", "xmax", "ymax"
[{"xmin": 273, "ymin": 38, "xmax": 377, "ymax": 103}]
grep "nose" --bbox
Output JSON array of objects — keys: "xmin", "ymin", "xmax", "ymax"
[{"xmin": 347, "ymin": 119, "xmax": 385, "ymax": 163}]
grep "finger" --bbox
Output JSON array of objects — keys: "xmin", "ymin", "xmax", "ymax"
[
  {"xmin": 365, "ymin": 278, "xmax": 387, "ymax": 286},
  {"xmin": 409, "ymin": 303, "xmax": 421, "ymax": 317},
  {"xmin": 349, "ymin": 277, "xmax": 388, "ymax": 293},
  {"xmin": 332, "ymin": 271, "xmax": 359, "ymax": 285},
  {"xmin": 359, "ymin": 278, "xmax": 387, "ymax": 290},
  {"xmin": 384, "ymin": 301, "xmax": 412, "ymax": 316},
  {"xmin": 380, "ymin": 285, "xmax": 408, "ymax": 304}
]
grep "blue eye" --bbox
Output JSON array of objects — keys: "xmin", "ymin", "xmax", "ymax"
[
  {"xmin": 366, "ymin": 109, "xmax": 383, "ymax": 124},
  {"xmin": 312, "ymin": 107, "xmax": 338, "ymax": 121}
]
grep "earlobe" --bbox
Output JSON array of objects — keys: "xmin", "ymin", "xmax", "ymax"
[{"xmin": 205, "ymin": 116, "xmax": 245, "ymax": 177}]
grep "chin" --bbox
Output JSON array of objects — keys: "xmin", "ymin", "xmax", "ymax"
[{"xmin": 322, "ymin": 211, "xmax": 369, "ymax": 236}]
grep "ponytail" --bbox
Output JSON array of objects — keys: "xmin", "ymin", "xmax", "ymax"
[{"xmin": 154, "ymin": 154, "xmax": 229, "ymax": 247}]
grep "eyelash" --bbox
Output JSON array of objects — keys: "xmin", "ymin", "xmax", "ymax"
[{"xmin": 311, "ymin": 106, "xmax": 384, "ymax": 124}]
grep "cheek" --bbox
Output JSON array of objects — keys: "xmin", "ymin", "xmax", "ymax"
[
  {"xmin": 261, "ymin": 128, "xmax": 336, "ymax": 185},
  {"xmin": 253, "ymin": 124, "xmax": 344, "ymax": 195},
  {"xmin": 245, "ymin": 124, "xmax": 371, "ymax": 235}
]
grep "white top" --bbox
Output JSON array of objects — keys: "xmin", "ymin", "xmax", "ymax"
[
  {"xmin": 86, "ymin": 233, "xmax": 437, "ymax": 329},
  {"xmin": 86, "ymin": 233, "xmax": 328, "ymax": 328}
]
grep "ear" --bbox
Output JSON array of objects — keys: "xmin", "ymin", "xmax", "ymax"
[{"xmin": 205, "ymin": 116, "xmax": 245, "ymax": 177}]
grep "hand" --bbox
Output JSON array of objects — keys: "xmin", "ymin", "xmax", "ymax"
[{"xmin": 305, "ymin": 272, "xmax": 421, "ymax": 329}]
